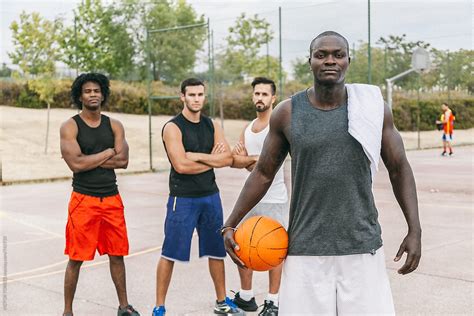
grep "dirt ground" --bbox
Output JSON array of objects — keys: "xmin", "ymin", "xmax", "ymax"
[{"xmin": 1, "ymin": 105, "xmax": 472, "ymax": 182}]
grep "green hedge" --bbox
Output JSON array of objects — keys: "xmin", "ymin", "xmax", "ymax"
[{"xmin": 1, "ymin": 79, "xmax": 473, "ymax": 131}]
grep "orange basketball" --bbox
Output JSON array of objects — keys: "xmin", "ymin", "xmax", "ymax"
[{"xmin": 234, "ymin": 215, "xmax": 288, "ymax": 271}]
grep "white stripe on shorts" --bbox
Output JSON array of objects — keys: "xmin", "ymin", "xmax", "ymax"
[{"xmin": 279, "ymin": 247, "xmax": 395, "ymax": 315}]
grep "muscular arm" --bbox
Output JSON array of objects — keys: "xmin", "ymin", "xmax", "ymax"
[
  {"xmin": 231, "ymin": 127, "xmax": 259, "ymax": 169},
  {"xmin": 100, "ymin": 118, "xmax": 129, "ymax": 169},
  {"xmin": 223, "ymin": 100, "xmax": 291, "ymax": 267},
  {"xmin": 162, "ymin": 122, "xmax": 212, "ymax": 175},
  {"xmin": 60, "ymin": 119, "xmax": 115, "ymax": 173},
  {"xmin": 381, "ymin": 103, "xmax": 422, "ymax": 275},
  {"xmin": 186, "ymin": 120, "xmax": 233, "ymax": 168}
]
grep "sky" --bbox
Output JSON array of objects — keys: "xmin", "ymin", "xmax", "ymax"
[{"xmin": 1, "ymin": 0, "xmax": 472, "ymax": 73}]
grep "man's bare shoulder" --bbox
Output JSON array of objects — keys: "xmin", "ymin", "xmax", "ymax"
[
  {"xmin": 60, "ymin": 117, "xmax": 78, "ymax": 135},
  {"xmin": 109, "ymin": 116, "xmax": 125, "ymax": 130},
  {"xmin": 271, "ymin": 98, "xmax": 292, "ymax": 123},
  {"xmin": 162, "ymin": 121, "xmax": 180, "ymax": 137}
]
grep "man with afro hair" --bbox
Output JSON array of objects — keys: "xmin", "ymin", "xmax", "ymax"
[{"xmin": 60, "ymin": 73, "xmax": 139, "ymax": 316}]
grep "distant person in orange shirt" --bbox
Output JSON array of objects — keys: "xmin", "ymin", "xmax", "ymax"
[{"xmin": 436, "ymin": 102, "xmax": 455, "ymax": 156}]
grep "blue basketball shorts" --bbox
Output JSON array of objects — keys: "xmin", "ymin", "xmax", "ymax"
[
  {"xmin": 442, "ymin": 133, "xmax": 453, "ymax": 141},
  {"xmin": 161, "ymin": 192, "xmax": 226, "ymax": 262}
]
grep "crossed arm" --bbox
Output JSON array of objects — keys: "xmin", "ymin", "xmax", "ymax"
[
  {"xmin": 100, "ymin": 118, "xmax": 129, "ymax": 169},
  {"xmin": 381, "ymin": 103, "xmax": 422, "ymax": 275},
  {"xmin": 231, "ymin": 126, "xmax": 259, "ymax": 171},
  {"xmin": 162, "ymin": 120, "xmax": 232, "ymax": 175},
  {"xmin": 60, "ymin": 118, "xmax": 128, "ymax": 173}
]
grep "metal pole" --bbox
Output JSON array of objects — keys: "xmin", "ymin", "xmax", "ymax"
[
  {"xmin": 386, "ymin": 68, "xmax": 416, "ymax": 109},
  {"xmin": 278, "ymin": 6, "xmax": 283, "ymax": 101},
  {"xmin": 386, "ymin": 79, "xmax": 392, "ymax": 110},
  {"xmin": 447, "ymin": 51, "xmax": 451, "ymax": 102},
  {"xmin": 45, "ymin": 102, "xmax": 50, "ymax": 154},
  {"xmin": 417, "ymin": 75, "xmax": 421, "ymax": 149},
  {"xmin": 266, "ymin": 33, "xmax": 270, "ymax": 77},
  {"xmin": 148, "ymin": 22, "xmax": 208, "ymax": 34},
  {"xmin": 74, "ymin": 13, "xmax": 78, "ymax": 76},
  {"xmin": 146, "ymin": 30, "xmax": 153, "ymax": 170},
  {"xmin": 367, "ymin": 0, "xmax": 371, "ymax": 84},
  {"xmin": 211, "ymin": 29, "xmax": 215, "ymax": 117},
  {"xmin": 207, "ymin": 20, "xmax": 213, "ymax": 117}
]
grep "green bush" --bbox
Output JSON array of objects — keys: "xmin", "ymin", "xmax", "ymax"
[
  {"xmin": 392, "ymin": 97, "xmax": 473, "ymax": 130},
  {"xmin": 1, "ymin": 79, "xmax": 472, "ymax": 131}
]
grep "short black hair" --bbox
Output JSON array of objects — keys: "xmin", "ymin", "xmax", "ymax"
[
  {"xmin": 309, "ymin": 31, "xmax": 350, "ymax": 55},
  {"xmin": 251, "ymin": 77, "xmax": 276, "ymax": 95},
  {"xmin": 180, "ymin": 78, "xmax": 205, "ymax": 95},
  {"xmin": 71, "ymin": 73, "xmax": 110, "ymax": 109}
]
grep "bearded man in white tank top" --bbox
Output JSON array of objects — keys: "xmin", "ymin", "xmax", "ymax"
[{"xmin": 230, "ymin": 77, "xmax": 289, "ymax": 316}]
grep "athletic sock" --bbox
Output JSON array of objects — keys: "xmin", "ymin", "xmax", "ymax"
[
  {"xmin": 239, "ymin": 289, "xmax": 254, "ymax": 301},
  {"xmin": 266, "ymin": 293, "xmax": 279, "ymax": 307}
]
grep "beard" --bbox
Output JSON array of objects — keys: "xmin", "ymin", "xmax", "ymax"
[
  {"xmin": 82, "ymin": 103, "xmax": 100, "ymax": 111},
  {"xmin": 255, "ymin": 102, "xmax": 270, "ymax": 112}
]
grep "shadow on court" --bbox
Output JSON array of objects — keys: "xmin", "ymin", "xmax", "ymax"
[{"xmin": 0, "ymin": 146, "xmax": 472, "ymax": 315}]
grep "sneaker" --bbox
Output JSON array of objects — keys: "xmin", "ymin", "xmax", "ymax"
[
  {"xmin": 258, "ymin": 300, "xmax": 278, "ymax": 316},
  {"xmin": 441, "ymin": 151, "xmax": 447, "ymax": 156},
  {"xmin": 152, "ymin": 305, "xmax": 166, "ymax": 316},
  {"xmin": 449, "ymin": 152, "xmax": 454, "ymax": 156},
  {"xmin": 232, "ymin": 292, "xmax": 258, "ymax": 311},
  {"xmin": 117, "ymin": 304, "xmax": 140, "ymax": 316},
  {"xmin": 214, "ymin": 297, "xmax": 245, "ymax": 315}
]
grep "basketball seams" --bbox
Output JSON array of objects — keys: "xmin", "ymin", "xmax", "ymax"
[
  {"xmin": 247, "ymin": 216, "xmax": 264, "ymax": 268},
  {"xmin": 235, "ymin": 215, "xmax": 288, "ymax": 271}
]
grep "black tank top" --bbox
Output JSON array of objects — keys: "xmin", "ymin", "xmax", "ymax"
[
  {"xmin": 163, "ymin": 113, "xmax": 219, "ymax": 197},
  {"xmin": 72, "ymin": 114, "xmax": 118, "ymax": 197}
]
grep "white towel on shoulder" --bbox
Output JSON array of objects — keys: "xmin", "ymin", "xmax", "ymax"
[{"xmin": 346, "ymin": 83, "xmax": 385, "ymax": 180}]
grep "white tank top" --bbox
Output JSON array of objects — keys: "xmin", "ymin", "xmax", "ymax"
[{"xmin": 244, "ymin": 119, "xmax": 288, "ymax": 203}]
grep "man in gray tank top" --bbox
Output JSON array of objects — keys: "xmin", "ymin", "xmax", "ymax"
[{"xmin": 221, "ymin": 31, "xmax": 421, "ymax": 315}]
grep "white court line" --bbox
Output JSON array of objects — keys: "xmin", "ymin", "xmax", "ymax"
[
  {"xmin": 0, "ymin": 210, "xmax": 62, "ymax": 238},
  {"xmin": 0, "ymin": 245, "xmax": 163, "ymax": 285},
  {"xmin": 7, "ymin": 259, "xmax": 69, "ymax": 277},
  {"xmin": 8, "ymin": 235, "xmax": 61, "ymax": 245}
]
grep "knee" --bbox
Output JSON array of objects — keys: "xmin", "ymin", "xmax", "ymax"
[
  {"xmin": 67, "ymin": 259, "xmax": 83, "ymax": 270},
  {"xmin": 109, "ymin": 255, "xmax": 124, "ymax": 265}
]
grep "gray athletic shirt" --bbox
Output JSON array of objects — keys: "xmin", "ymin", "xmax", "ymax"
[{"xmin": 288, "ymin": 89, "xmax": 382, "ymax": 256}]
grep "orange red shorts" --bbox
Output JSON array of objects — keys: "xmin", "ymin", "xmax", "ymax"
[{"xmin": 65, "ymin": 191, "xmax": 129, "ymax": 261}]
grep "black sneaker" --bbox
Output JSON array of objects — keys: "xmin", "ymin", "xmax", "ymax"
[
  {"xmin": 232, "ymin": 292, "xmax": 258, "ymax": 312},
  {"xmin": 441, "ymin": 151, "xmax": 447, "ymax": 156},
  {"xmin": 258, "ymin": 300, "xmax": 278, "ymax": 316},
  {"xmin": 214, "ymin": 297, "xmax": 245, "ymax": 315},
  {"xmin": 117, "ymin": 304, "xmax": 140, "ymax": 316}
]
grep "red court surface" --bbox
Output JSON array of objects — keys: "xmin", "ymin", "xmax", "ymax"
[{"xmin": 0, "ymin": 146, "xmax": 472, "ymax": 315}]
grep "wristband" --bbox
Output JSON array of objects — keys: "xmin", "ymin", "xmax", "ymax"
[{"xmin": 219, "ymin": 225, "xmax": 235, "ymax": 236}]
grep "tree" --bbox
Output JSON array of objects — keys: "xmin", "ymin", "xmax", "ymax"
[
  {"xmin": 345, "ymin": 42, "xmax": 386, "ymax": 86},
  {"xmin": 292, "ymin": 58, "xmax": 312, "ymax": 85},
  {"xmin": 117, "ymin": 0, "xmax": 206, "ymax": 83},
  {"xmin": 9, "ymin": 11, "xmax": 62, "ymax": 75},
  {"xmin": 216, "ymin": 13, "xmax": 276, "ymax": 83},
  {"xmin": 431, "ymin": 49, "xmax": 474, "ymax": 93},
  {"xmin": 0, "ymin": 63, "xmax": 12, "ymax": 77},
  {"xmin": 377, "ymin": 34, "xmax": 431, "ymax": 89},
  {"xmin": 60, "ymin": 0, "xmax": 135, "ymax": 78}
]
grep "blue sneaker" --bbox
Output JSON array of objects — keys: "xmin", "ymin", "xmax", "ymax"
[
  {"xmin": 152, "ymin": 305, "xmax": 166, "ymax": 316},
  {"xmin": 214, "ymin": 297, "xmax": 245, "ymax": 315}
]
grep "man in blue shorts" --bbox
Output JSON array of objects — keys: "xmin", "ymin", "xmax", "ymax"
[{"xmin": 152, "ymin": 78, "xmax": 244, "ymax": 316}]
